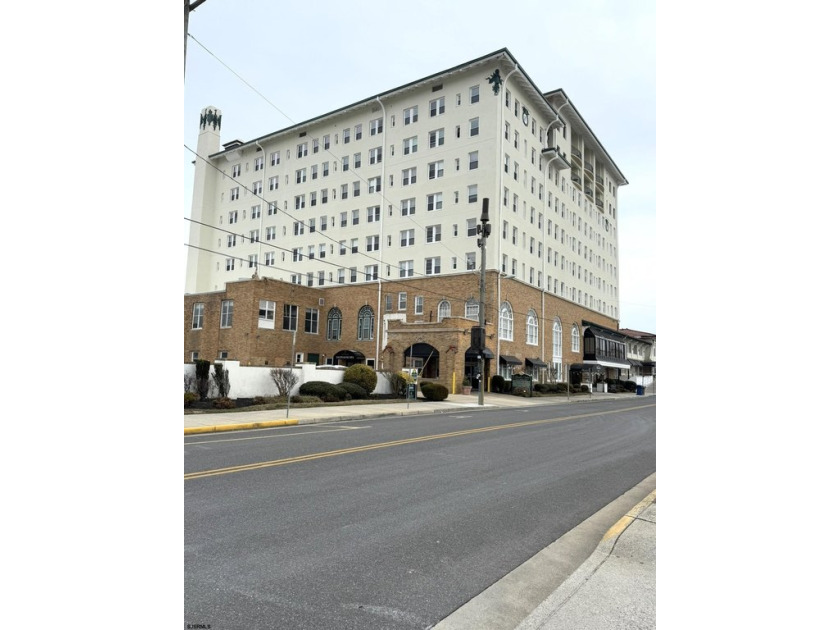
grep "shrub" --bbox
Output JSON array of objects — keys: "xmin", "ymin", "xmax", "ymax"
[
  {"xmin": 291, "ymin": 395, "xmax": 323, "ymax": 404},
  {"xmin": 195, "ymin": 359, "xmax": 211, "ymax": 400},
  {"xmin": 336, "ymin": 382, "xmax": 368, "ymax": 399},
  {"xmin": 491, "ymin": 374, "xmax": 506, "ymax": 393},
  {"xmin": 420, "ymin": 382, "xmax": 449, "ymax": 401},
  {"xmin": 269, "ymin": 367, "xmax": 299, "ymax": 398},
  {"xmin": 184, "ymin": 392, "xmax": 199, "ymax": 408},
  {"xmin": 299, "ymin": 381, "xmax": 346, "ymax": 400},
  {"xmin": 343, "ymin": 364, "xmax": 378, "ymax": 394},
  {"xmin": 213, "ymin": 397, "xmax": 235, "ymax": 409},
  {"xmin": 384, "ymin": 371, "xmax": 409, "ymax": 397},
  {"xmin": 253, "ymin": 396, "xmax": 266, "ymax": 405},
  {"xmin": 212, "ymin": 363, "xmax": 230, "ymax": 398}
]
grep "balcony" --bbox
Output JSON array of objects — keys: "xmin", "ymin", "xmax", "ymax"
[
  {"xmin": 584, "ymin": 187, "xmax": 593, "ymax": 197},
  {"xmin": 571, "ymin": 172, "xmax": 581, "ymax": 183},
  {"xmin": 595, "ymin": 175, "xmax": 604, "ymax": 185},
  {"xmin": 584, "ymin": 161, "xmax": 594, "ymax": 173},
  {"xmin": 571, "ymin": 147, "xmax": 582, "ymax": 159},
  {"xmin": 595, "ymin": 198, "xmax": 604, "ymax": 208}
]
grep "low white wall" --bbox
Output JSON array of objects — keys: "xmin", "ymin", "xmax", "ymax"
[{"xmin": 184, "ymin": 362, "xmax": 393, "ymax": 398}]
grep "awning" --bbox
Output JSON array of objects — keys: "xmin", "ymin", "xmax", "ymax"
[
  {"xmin": 628, "ymin": 359, "xmax": 643, "ymax": 366},
  {"xmin": 583, "ymin": 360, "xmax": 631, "ymax": 369},
  {"xmin": 526, "ymin": 358, "xmax": 549, "ymax": 369},
  {"xmin": 465, "ymin": 347, "xmax": 495, "ymax": 359},
  {"xmin": 334, "ymin": 349, "xmax": 365, "ymax": 361},
  {"xmin": 499, "ymin": 355, "xmax": 522, "ymax": 365}
]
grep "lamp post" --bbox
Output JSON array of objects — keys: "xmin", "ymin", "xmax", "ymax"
[{"xmin": 476, "ymin": 198, "xmax": 492, "ymax": 406}]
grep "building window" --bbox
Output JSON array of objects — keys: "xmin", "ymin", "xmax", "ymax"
[
  {"xmin": 230, "ymin": 187, "xmax": 239, "ymax": 201},
  {"xmin": 571, "ymin": 325, "xmax": 580, "ymax": 352},
  {"xmin": 426, "ymin": 224, "xmax": 441, "ymax": 243},
  {"xmin": 468, "ymin": 184, "xmax": 478, "ymax": 203},
  {"xmin": 526, "ymin": 310, "xmax": 538, "ymax": 345},
  {"xmin": 283, "ymin": 304, "xmax": 298, "ymax": 331},
  {"xmin": 437, "ymin": 300, "xmax": 451, "ymax": 322},
  {"xmin": 343, "ymin": 128, "xmax": 351, "ymax": 143},
  {"xmin": 355, "ymin": 124, "xmax": 362, "ymax": 140},
  {"xmin": 367, "ymin": 205, "xmax": 381, "ymax": 222},
  {"xmin": 264, "ymin": 251, "xmax": 274, "ymax": 266},
  {"xmin": 400, "ymin": 229, "xmax": 415, "ymax": 247},
  {"xmin": 429, "ymin": 128, "xmax": 444, "ymax": 148},
  {"xmin": 369, "ymin": 147, "xmax": 383, "ymax": 164},
  {"xmin": 402, "ymin": 168, "xmax": 417, "ymax": 185},
  {"xmin": 469, "ymin": 117, "xmax": 479, "ymax": 136},
  {"xmin": 404, "ymin": 136, "xmax": 418, "ymax": 155},
  {"xmin": 304, "ymin": 308, "xmax": 319, "ymax": 334},
  {"xmin": 258, "ymin": 300, "xmax": 275, "ymax": 327},
  {"xmin": 401, "ymin": 198, "xmax": 416, "ymax": 216},
  {"xmin": 428, "ymin": 160, "xmax": 444, "ymax": 180},
  {"xmin": 225, "ymin": 258, "xmax": 235, "ymax": 271},
  {"xmin": 465, "ymin": 299, "xmax": 479, "ymax": 321},
  {"xmin": 499, "ymin": 302, "xmax": 513, "ymax": 341},
  {"xmin": 430, "ymin": 97, "xmax": 445, "ymax": 116},
  {"xmin": 327, "ymin": 307, "xmax": 342, "ymax": 340},
  {"xmin": 248, "ymin": 254, "xmax": 258, "ymax": 268},
  {"xmin": 228, "ymin": 210, "xmax": 238, "ymax": 224},
  {"xmin": 399, "ymin": 260, "xmax": 414, "ymax": 278},
  {"xmin": 468, "ymin": 151, "xmax": 478, "ymax": 170},
  {"xmin": 227, "ymin": 234, "xmax": 236, "ymax": 247},
  {"xmin": 465, "ymin": 252, "xmax": 476, "ymax": 270},
  {"xmin": 368, "ymin": 176, "xmax": 381, "ymax": 193},
  {"xmin": 191, "ymin": 303, "xmax": 204, "ymax": 329},
  {"xmin": 425, "ymin": 257, "xmax": 441, "ymax": 275},
  {"xmin": 427, "ymin": 193, "xmax": 443, "ymax": 211},
  {"xmin": 404, "ymin": 105, "xmax": 418, "ymax": 125},
  {"xmin": 358, "ymin": 306, "xmax": 374, "ymax": 340},
  {"xmin": 232, "ymin": 164, "xmax": 241, "ymax": 178},
  {"xmin": 366, "ymin": 235, "xmax": 380, "ymax": 252},
  {"xmin": 251, "ymin": 205, "xmax": 261, "ymax": 219},
  {"xmin": 469, "ymin": 85, "xmax": 479, "ymax": 103},
  {"xmin": 414, "ymin": 296, "xmax": 424, "ymax": 315},
  {"xmin": 250, "ymin": 230, "xmax": 260, "ymax": 243},
  {"xmin": 370, "ymin": 117, "xmax": 383, "ymax": 135},
  {"xmin": 553, "ymin": 320, "xmax": 563, "ymax": 366},
  {"xmin": 397, "ymin": 292, "xmax": 407, "ymax": 311},
  {"xmin": 297, "ymin": 142, "xmax": 308, "ymax": 158}
]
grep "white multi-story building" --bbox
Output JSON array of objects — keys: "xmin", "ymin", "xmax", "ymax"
[{"xmin": 185, "ymin": 48, "xmax": 627, "ymax": 321}]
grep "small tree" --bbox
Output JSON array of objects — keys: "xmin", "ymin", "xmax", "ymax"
[
  {"xmin": 384, "ymin": 371, "xmax": 409, "ymax": 397},
  {"xmin": 184, "ymin": 373, "xmax": 196, "ymax": 393},
  {"xmin": 195, "ymin": 360, "xmax": 211, "ymax": 400},
  {"xmin": 343, "ymin": 364, "xmax": 377, "ymax": 395},
  {"xmin": 212, "ymin": 363, "xmax": 230, "ymax": 398},
  {"xmin": 270, "ymin": 367, "xmax": 299, "ymax": 398}
]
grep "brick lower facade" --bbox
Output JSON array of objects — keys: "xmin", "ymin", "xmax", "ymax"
[{"xmin": 184, "ymin": 272, "xmax": 619, "ymax": 389}]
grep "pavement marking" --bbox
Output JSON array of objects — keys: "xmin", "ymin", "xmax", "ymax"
[
  {"xmin": 602, "ymin": 489, "xmax": 657, "ymax": 543},
  {"xmin": 185, "ymin": 404, "xmax": 655, "ymax": 481},
  {"xmin": 184, "ymin": 425, "xmax": 371, "ymax": 446},
  {"xmin": 184, "ymin": 419, "xmax": 299, "ymax": 435}
]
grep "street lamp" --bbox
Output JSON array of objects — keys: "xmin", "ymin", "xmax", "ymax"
[{"xmin": 476, "ymin": 198, "xmax": 492, "ymax": 406}]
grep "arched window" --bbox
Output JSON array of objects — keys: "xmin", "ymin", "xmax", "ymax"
[
  {"xmin": 357, "ymin": 305, "xmax": 374, "ymax": 340},
  {"xmin": 526, "ymin": 309, "xmax": 538, "ymax": 345},
  {"xmin": 327, "ymin": 307, "xmax": 342, "ymax": 340},
  {"xmin": 552, "ymin": 320, "xmax": 563, "ymax": 381},
  {"xmin": 465, "ymin": 299, "xmax": 479, "ymax": 321},
  {"xmin": 499, "ymin": 302, "xmax": 513, "ymax": 341},
  {"xmin": 437, "ymin": 300, "xmax": 451, "ymax": 322},
  {"xmin": 571, "ymin": 324, "xmax": 580, "ymax": 352}
]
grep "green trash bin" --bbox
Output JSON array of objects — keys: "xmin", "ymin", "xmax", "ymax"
[{"xmin": 407, "ymin": 384, "xmax": 417, "ymax": 399}]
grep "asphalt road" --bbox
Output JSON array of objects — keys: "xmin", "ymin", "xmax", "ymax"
[{"xmin": 184, "ymin": 399, "xmax": 656, "ymax": 629}]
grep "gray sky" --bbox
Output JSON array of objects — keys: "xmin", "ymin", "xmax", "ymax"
[{"xmin": 184, "ymin": 0, "xmax": 656, "ymax": 333}]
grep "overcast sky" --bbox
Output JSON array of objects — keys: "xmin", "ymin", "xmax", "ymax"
[{"xmin": 184, "ymin": 0, "xmax": 656, "ymax": 333}]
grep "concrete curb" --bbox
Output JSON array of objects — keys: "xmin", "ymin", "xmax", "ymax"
[
  {"xmin": 514, "ymin": 489, "xmax": 656, "ymax": 630},
  {"xmin": 184, "ymin": 419, "xmax": 299, "ymax": 435}
]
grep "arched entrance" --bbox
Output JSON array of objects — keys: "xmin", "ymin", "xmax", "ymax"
[{"xmin": 404, "ymin": 343, "xmax": 440, "ymax": 379}]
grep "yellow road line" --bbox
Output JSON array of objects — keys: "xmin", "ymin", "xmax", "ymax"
[
  {"xmin": 185, "ymin": 404, "xmax": 655, "ymax": 481},
  {"xmin": 184, "ymin": 419, "xmax": 299, "ymax": 435}
]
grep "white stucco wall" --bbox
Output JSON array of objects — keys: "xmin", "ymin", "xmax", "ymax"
[{"xmin": 184, "ymin": 361, "xmax": 393, "ymax": 398}]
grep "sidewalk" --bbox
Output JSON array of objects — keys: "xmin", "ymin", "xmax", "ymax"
[
  {"xmin": 184, "ymin": 389, "xmax": 650, "ymax": 433},
  {"xmin": 514, "ymin": 491, "xmax": 656, "ymax": 630},
  {"xmin": 184, "ymin": 390, "xmax": 655, "ymax": 628}
]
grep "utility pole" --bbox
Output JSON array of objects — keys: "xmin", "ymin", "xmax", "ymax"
[
  {"xmin": 476, "ymin": 198, "xmax": 492, "ymax": 406},
  {"xmin": 185, "ymin": 0, "xmax": 209, "ymax": 75}
]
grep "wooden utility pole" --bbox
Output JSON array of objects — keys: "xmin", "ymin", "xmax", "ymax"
[{"xmin": 185, "ymin": 0, "xmax": 209, "ymax": 75}]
